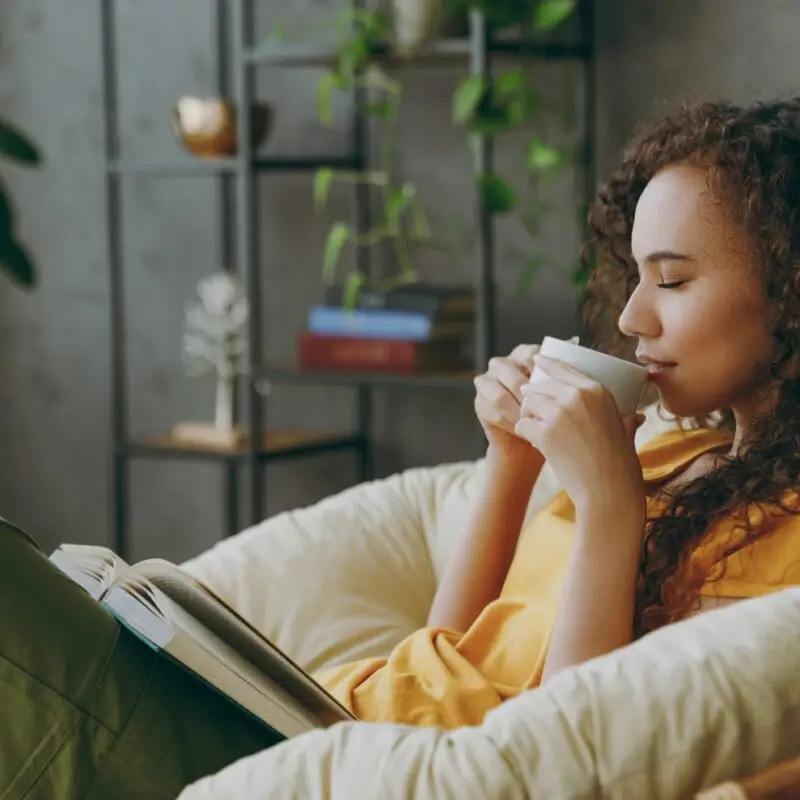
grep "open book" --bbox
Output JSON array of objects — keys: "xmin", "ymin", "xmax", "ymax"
[{"xmin": 50, "ymin": 544, "xmax": 356, "ymax": 741}]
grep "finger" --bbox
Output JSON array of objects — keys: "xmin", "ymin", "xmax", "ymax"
[
  {"xmin": 520, "ymin": 376, "xmax": 577, "ymax": 407},
  {"xmin": 531, "ymin": 354, "xmax": 596, "ymax": 389},
  {"xmin": 514, "ymin": 414, "xmax": 545, "ymax": 446},
  {"xmin": 486, "ymin": 357, "xmax": 530, "ymax": 402},
  {"xmin": 519, "ymin": 391, "xmax": 557, "ymax": 421},
  {"xmin": 508, "ymin": 343, "xmax": 541, "ymax": 375},
  {"xmin": 475, "ymin": 398, "xmax": 518, "ymax": 435},
  {"xmin": 474, "ymin": 376, "xmax": 522, "ymax": 433}
]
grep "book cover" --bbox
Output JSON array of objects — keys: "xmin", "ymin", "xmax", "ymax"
[
  {"xmin": 299, "ymin": 332, "xmax": 469, "ymax": 373},
  {"xmin": 307, "ymin": 306, "xmax": 472, "ymax": 342}
]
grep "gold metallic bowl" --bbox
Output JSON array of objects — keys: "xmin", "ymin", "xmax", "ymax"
[{"xmin": 171, "ymin": 96, "xmax": 272, "ymax": 158}]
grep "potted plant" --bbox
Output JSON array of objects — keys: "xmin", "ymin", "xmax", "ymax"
[{"xmin": 0, "ymin": 116, "xmax": 42, "ymax": 288}]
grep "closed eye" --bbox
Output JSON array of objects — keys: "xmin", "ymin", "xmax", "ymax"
[{"xmin": 657, "ymin": 281, "xmax": 685, "ymax": 289}]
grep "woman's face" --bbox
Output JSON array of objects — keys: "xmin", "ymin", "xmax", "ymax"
[{"xmin": 618, "ymin": 164, "xmax": 777, "ymax": 422}]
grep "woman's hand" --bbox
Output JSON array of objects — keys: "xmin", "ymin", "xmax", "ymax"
[
  {"xmin": 515, "ymin": 354, "xmax": 646, "ymax": 519},
  {"xmin": 474, "ymin": 343, "xmax": 541, "ymax": 466}
]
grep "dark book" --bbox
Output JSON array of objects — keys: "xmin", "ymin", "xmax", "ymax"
[
  {"xmin": 299, "ymin": 332, "xmax": 470, "ymax": 374},
  {"xmin": 324, "ymin": 282, "xmax": 475, "ymax": 318}
]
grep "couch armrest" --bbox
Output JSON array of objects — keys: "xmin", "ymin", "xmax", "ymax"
[
  {"xmin": 178, "ymin": 588, "xmax": 800, "ymax": 800},
  {"xmin": 180, "ymin": 464, "xmax": 463, "ymax": 673}
]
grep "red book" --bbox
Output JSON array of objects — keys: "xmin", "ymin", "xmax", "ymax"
[{"xmin": 298, "ymin": 332, "xmax": 468, "ymax": 374}]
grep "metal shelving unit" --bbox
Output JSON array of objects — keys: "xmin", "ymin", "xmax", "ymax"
[{"xmin": 99, "ymin": 0, "xmax": 595, "ymax": 559}]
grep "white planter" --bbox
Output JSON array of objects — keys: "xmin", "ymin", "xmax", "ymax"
[{"xmin": 391, "ymin": 0, "xmax": 445, "ymax": 53}]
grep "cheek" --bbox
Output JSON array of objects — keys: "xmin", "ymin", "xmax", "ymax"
[{"xmin": 683, "ymin": 292, "xmax": 773, "ymax": 382}]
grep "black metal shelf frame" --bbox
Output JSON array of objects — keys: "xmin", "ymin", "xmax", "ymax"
[
  {"xmin": 119, "ymin": 433, "xmax": 365, "ymax": 463},
  {"xmin": 107, "ymin": 155, "xmax": 360, "ymax": 175},
  {"xmin": 99, "ymin": 0, "xmax": 595, "ymax": 558},
  {"xmin": 243, "ymin": 37, "xmax": 590, "ymax": 67}
]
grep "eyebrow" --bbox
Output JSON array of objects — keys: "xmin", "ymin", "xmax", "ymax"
[{"xmin": 643, "ymin": 250, "xmax": 695, "ymax": 264}]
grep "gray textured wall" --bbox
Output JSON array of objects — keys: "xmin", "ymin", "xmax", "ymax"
[
  {"xmin": 2, "ymin": 0, "xmax": 794, "ymax": 559},
  {"xmin": 594, "ymin": 0, "xmax": 800, "ymax": 173}
]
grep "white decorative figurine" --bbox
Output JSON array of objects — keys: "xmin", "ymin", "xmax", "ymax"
[{"xmin": 172, "ymin": 271, "xmax": 249, "ymax": 447}]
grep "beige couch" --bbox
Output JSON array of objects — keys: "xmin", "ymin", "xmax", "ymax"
[{"xmin": 176, "ymin": 406, "xmax": 800, "ymax": 799}]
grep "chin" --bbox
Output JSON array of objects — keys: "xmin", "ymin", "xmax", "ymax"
[{"xmin": 654, "ymin": 388, "xmax": 722, "ymax": 421}]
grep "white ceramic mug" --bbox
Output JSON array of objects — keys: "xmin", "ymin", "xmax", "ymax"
[{"xmin": 529, "ymin": 336, "xmax": 649, "ymax": 416}]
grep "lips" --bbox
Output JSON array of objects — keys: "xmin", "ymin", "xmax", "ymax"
[{"xmin": 636, "ymin": 354, "xmax": 677, "ymax": 377}]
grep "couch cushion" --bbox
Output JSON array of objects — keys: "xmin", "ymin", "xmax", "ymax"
[{"xmin": 182, "ymin": 465, "xmax": 448, "ymax": 674}]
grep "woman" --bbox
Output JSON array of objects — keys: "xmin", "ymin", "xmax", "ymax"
[
  {"xmin": 4, "ymin": 96, "xmax": 800, "ymax": 796},
  {"xmin": 317, "ymin": 96, "xmax": 800, "ymax": 725}
]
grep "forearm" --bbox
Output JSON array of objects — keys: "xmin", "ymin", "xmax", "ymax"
[
  {"xmin": 426, "ymin": 447, "xmax": 545, "ymax": 632},
  {"xmin": 540, "ymin": 504, "xmax": 644, "ymax": 683}
]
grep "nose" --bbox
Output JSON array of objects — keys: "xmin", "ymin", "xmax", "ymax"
[{"xmin": 618, "ymin": 282, "xmax": 660, "ymax": 340}]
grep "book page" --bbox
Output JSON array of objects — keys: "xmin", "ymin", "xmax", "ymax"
[
  {"xmin": 50, "ymin": 544, "xmax": 129, "ymax": 600},
  {"xmin": 124, "ymin": 558, "xmax": 355, "ymax": 725}
]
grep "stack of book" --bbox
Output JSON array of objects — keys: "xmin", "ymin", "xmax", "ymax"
[{"xmin": 298, "ymin": 282, "xmax": 476, "ymax": 374}]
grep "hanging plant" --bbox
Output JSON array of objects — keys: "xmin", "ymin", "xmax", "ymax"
[{"xmin": 449, "ymin": 0, "xmax": 579, "ymax": 291}]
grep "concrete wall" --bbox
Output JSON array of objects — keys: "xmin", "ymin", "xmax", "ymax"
[
  {"xmin": 2, "ymin": 0, "xmax": 794, "ymax": 558},
  {"xmin": 594, "ymin": 0, "xmax": 799, "ymax": 174}
]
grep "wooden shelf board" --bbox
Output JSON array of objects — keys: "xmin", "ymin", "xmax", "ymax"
[
  {"xmin": 258, "ymin": 364, "xmax": 477, "ymax": 390},
  {"xmin": 129, "ymin": 428, "xmax": 361, "ymax": 456}
]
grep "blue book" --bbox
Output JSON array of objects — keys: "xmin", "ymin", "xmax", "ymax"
[{"xmin": 308, "ymin": 306, "xmax": 470, "ymax": 341}]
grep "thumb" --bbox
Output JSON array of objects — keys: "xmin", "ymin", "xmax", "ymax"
[{"xmin": 623, "ymin": 411, "xmax": 646, "ymax": 438}]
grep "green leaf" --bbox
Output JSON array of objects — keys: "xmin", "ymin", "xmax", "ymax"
[
  {"xmin": 342, "ymin": 271, "xmax": 366, "ymax": 308},
  {"xmin": 322, "ymin": 222, "xmax": 351, "ymax": 284},
  {"xmin": 340, "ymin": 44, "xmax": 366, "ymax": 78},
  {"xmin": 384, "ymin": 183, "xmax": 416, "ymax": 230},
  {"xmin": 494, "ymin": 68, "xmax": 525, "ymax": 100},
  {"xmin": 314, "ymin": 168, "xmax": 335, "ymax": 210},
  {"xmin": 317, "ymin": 71, "xmax": 348, "ymax": 127},
  {"xmin": 352, "ymin": 6, "xmax": 391, "ymax": 39},
  {"xmin": 452, "ymin": 75, "xmax": 486, "ymax": 125},
  {"xmin": 506, "ymin": 98, "xmax": 528, "ymax": 128},
  {"xmin": 0, "ymin": 118, "xmax": 42, "ymax": 166},
  {"xmin": 476, "ymin": 173, "xmax": 517, "ymax": 214},
  {"xmin": 533, "ymin": 0, "xmax": 576, "ymax": 32},
  {"xmin": 516, "ymin": 254, "xmax": 545, "ymax": 294},
  {"xmin": 471, "ymin": 113, "xmax": 512, "ymax": 137},
  {"xmin": 357, "ymin": 100, "xmax": 394, "ymax": 119},
  {"xmin": 0, "ymin": 238, "xmax": 36, "ymax": 288},
  {"xmin": 526, "ymin": 138, "xmax": 564, "ymax": 171}
]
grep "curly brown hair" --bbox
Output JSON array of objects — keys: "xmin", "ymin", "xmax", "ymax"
[{"xmin": 581, "ymin": 97, "xmax": 800, "ymax": 636}]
